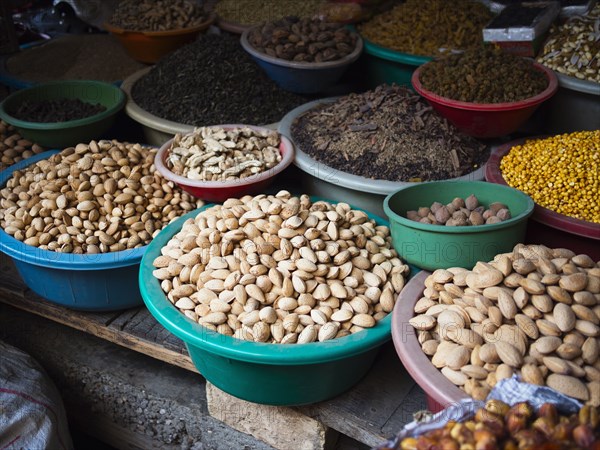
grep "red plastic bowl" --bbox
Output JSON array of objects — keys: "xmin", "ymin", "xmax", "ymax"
[
  {"xmin": 411, "ymin": 62, "xmax": 558, "ymax": 138},
  {"xmin": 104, "ymin": 13, "xmax": 216, "ymax": 64},
  {"xmin": 485, "ymin": 138, "xmax": 600, "ymax": 259},
  {"xmin": 155, "ymin": 125, "xmax": 294, "ymax": 202},
  {"xmin": 391, "ymin": 271, "xmax": 469, "ymax": 412}
]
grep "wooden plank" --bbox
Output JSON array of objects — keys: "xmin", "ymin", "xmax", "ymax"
[
  {"xmin": 0, "ymin": 256, "xmax": 426, "ymax": 446},
  {"xmin": 298, "ymin": 343, "xmax": 418, "ymax": 448}
]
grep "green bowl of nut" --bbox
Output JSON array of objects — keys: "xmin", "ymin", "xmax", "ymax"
[
  {"xmin": 140, "ymin": 192, "xmax": 414, "ymax": 405},
  {"xmin": 384, "ymin": 181, "xmax": 535, "ymax": 270}
]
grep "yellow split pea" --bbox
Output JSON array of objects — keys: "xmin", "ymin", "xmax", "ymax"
[{"xmin": 500, "ymin": 131, "xmax": 600, "ymax": 223}]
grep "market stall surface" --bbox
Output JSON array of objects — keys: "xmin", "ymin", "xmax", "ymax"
[{"xmin": 0, "ymin": 255, "xmax": 427, "ymax": 449}]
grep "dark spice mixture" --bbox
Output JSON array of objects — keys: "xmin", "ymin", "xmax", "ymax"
[
  {"xmin": 132, "ymin": 33, "xmax": 309, "ymax": 126},
  {"xmin": 291, "ymin": 85, "xmax": 487, "ymax": 182},
  {"xmin": 11, "ymin": 98, "xmax": 106, "ymax": 123}
]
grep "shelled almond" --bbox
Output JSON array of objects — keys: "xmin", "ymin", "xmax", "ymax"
[
  {"xmin": 153, "ymin": 191, "xmax": 410, "ymax": 343},
  {"xmin": 410, "ymin": 244, "xmax": 600, "ymax": 404}
]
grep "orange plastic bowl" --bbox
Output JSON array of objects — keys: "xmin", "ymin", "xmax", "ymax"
[
  {"xmin": 104, "ymin": 13, "xmax": 215, "ymax": 64},
  {"xmin": 155, "ymin": 125, "xmax": 295, "ymax": 202},
  {"xmin": 411, "ymin": 62, "xmax": 558, "ymax": 138}
]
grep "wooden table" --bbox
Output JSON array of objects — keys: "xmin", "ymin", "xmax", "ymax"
[{"xmin": 0, "ymin": 255, "xmax": 426, "ymax": 448}]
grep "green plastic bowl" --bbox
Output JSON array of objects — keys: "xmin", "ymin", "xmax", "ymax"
[
  {"xmin": 383, "ymin": 181, "xmax": 534, "ymax": 270},
  {"xmin": 0, "ymin": 80, "xmax": 126, "ymax": 148},
  {"xmin": 140, "ymin": 203, "xmax": 406, "ymax": 406},
  {"xmin": 360, "ymin": 35, "xmax": 432, "ymax": 88}
]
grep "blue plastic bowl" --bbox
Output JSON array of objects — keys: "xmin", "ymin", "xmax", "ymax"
[
  {"xmin": 140, "ymin": 201, "xmax": 418, "ymax": 405},
  {"xmin": 0, "ymin": 151, "xmax": 145, "ymax": 311},
  {"xmin": 240, "ymin": 27, "xmax": 363, "ymax": 94}
]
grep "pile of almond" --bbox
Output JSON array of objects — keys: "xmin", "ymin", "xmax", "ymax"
[{"xmin": 410, "ymin": 244, "xmax": 599, "ymax": 405}]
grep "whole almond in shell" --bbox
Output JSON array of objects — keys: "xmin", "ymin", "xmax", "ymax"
[
  {"xmin": 461, "ymin": 364, "xmax": 488, "ymax": 380},
  {"xmin": 547, "ymin": 373, "xmax": 589, "ymax": 401},
  {"xmin": 547, "ymin": 285, "xmax": 572, "ymax": 304},
  {"xmin": 409, "ymin": 314, "xmax": 436, "ymax": 331},
  {"xmin": 441, "ymin": 366, "xmax": 468, "ymax": 386},
  {"xmin": 556, "ymin": 343, "xmax": 582, "ymax": 360},
  {"xmin": 446, "ymin": 345, "xmax": 471, "ymax": 370},
  {"xmin": 572, "ymin": 304, "xmax": 599, "ymax": 324},
  {"xmin": 552, "ymin": 303, "xmax": 576, "ymax": 333},
  {"xmin": 574, "ymin": 291, "xmax": 597, "ymax": 306},
  {"xmin": 497, "ymin": 288, "xmax": 518, "ymax": 320},
  {"xmin": 589, "ymin": 381, "xmax": 600, "ymax": 407},
  {"xmin": 447, "ymin": 328, "xmax": 483, "ymax": 349},
  {"xmin": 495, "ymin": 363, "xmax": 514, "ymax": 381},
  {"xmin": 421, "ymin": 339, "xmax": 439, "ymax": 356},
  {"xmin": 515, "ymin": 314, "xmax": 539, "ymax": 339},
  {"xmin": 582, "ymin": 337, "xmax": 599, "ymax": 365},
  {"xmin": 559, "ymin": 272, "xmax": 588, "ymax": 292},
  {"xmin": 543, "ymin": 356, "xmax": 571, "ymax": 375},
  {"xmin": 521, "ymin": 363, "xmax": 544, "ymax": 385},
  {"xmin": 479, "ymin": 343, "xmax": 500, "ymax": 363},
  {"xmin": 575, "ymin": 320, "xmax": 600, "ymax": 337},
  {"xmin": 535, "ymin": 336, "xmax": 562, "ymax": 354},
  {"xmin": 495, "ymin": 341, "xmax": 523, "ymax": 367},
  {"xmin": 536, "ymin": 319, "xmax": 562, "ymax": 337},
  {"xmin": 465, "ymin": 269, "xmax": 503, "ymax": 290},
  {"xmin": 520, "ymin": 278, "xmax": 546, "ymax": 295},
  {"xmin": 352, "ymin": 313, "xmax": 376, "ymax": 328}
]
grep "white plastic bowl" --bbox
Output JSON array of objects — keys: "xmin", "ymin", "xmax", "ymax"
[{"xmin": 278, "ymin": 98, "xmax": 486, "ymax": 216}]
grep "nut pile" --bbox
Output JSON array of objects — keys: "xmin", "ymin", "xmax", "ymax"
[
  {"xmin": 419, "ymin": 48, "xmax": 549, "ymax": 103},
  {"xmin": 0, "ymin": 140, "xmax": 204, "ymax": 253},
  {"xmin": 0, "ymin": 120, "xmax": 44, "ymax": 170},
  {"xmin": 500, "ymin": 131, "xmax": 599, "ymax": 223},
  {"xmin": 391, "ymin": 401, "xmax": 599, "ymax": 450},
  {"xmin": 406, "ymin": 195, "xmax": 512, "ymax": 226},
  {"xmin": 152, "ymin": 191, "xmax": 410, "ymax": 343},
  {"xmin": 358, "ymin": 0, "xmax": 493, "ymax": 57},
  {"xmin": 410, "ymin": 244, "xmax": 600, "ymax": 404},
  {"xmin": 537, "ymin": 3, "xmax": 600, "ymax": 83},
  {"xmin": 247, "ymin": 16, "xmax": 358, "ymax": 63},
  {"xmin": 166, "ymin": 127, "xmax": 282, "ymax": 181},
  {"xmin": 109, "ymin": 0, "xmax": 207, "ymax": 31}
]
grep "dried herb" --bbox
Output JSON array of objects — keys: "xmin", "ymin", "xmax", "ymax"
[
  {"xmin": 11, "ymin": 99, "xmax": 106, "ymax": 123},
  {"xmin": 291, "ymin": 85, "xmax": 487, "ymax": 182}
]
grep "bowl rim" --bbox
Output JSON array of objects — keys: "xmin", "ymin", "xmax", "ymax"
[
  {"xmin": 103, "ymin": 11, "xmax": 216, "ymax": 37},
  {"xmin": 358, "ymin": 31, "xmax": 433, "ymax": 66},
  {"xmin": 120, "ymin": 67, "xmax": 197, "ymax": 135},
  {"xmin": 0, "ymin": 150, "xmax": 146, "ymax": 269},
  {"xmin": 278, "ymin": 97, "xmax": 487, "ymax": 195},
  {"xmin": 0, "ymin": 80, "xmax": 126, "ymax": 130},
  {"xmin": 485, "ymin": 137, "xmax": 600, "ymax": 239},
  {"xmin": 120, "ymin": 67, "xmax": 281, "ymax": 134},
  {"xmin": 140, "ymin": 200, "xmax": 406, "ymax": 365},
  {"xmin": 154, "ymin": 125, "xmax": 295, "ymax": 189},
  {"xmin": 391, "ymin": 270, "xmax": 469, "ymax": 406},
  {"xmin": 411, "ymin": 61, "xmax": 559, "ymax": 111},
  {"xmin": 554, "ymin": 70, "xmax": 600, "ymax": 94},
  {"xmin": 216, "ymin": 14, "xmax": 251, "ymax": 34},
  {"xmin": 240, "ymin": 26, "xmax": 363, "ymax": 70},
  {"xmin": 382, "ymin": 180, "xmax": 535, "ymax": 234}
]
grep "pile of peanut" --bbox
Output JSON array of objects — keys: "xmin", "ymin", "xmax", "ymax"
[
  {"xmin": 153, "ymin": 191, "xmax": 409, "ymax": 343},
  {"xmin": 406, "ymin": 195, "xmax": 512, "ymax": 226},
  {"xmin": 393, "ymin": 401, "xmax": 599, "ymax": 450},
  {"xmin": 166, "ymin": 127, "xmax": 282, "ymax": 181},
  {"xmin": 0, "ymin": 120, "xmax": 44, "ymax": 170},
  {"xmin": 410, "ymin": 244, "xmax": 599, "ymax": 405},
  {"xmin": 0, "ymin": 140, "xmax": 204, "ymax": 253}
]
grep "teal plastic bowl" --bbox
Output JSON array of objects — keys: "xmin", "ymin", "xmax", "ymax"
[
  {"xmin": 0, "ymin": 80, "xmax": 125, "ymax": 148},
  {"xmin": 383, "ymin": 181, "xmax": 534, "ymax": 270},
  {"xmin": 0, "ymin": 151, "xmax": 145, "ymax": 311},
  {"xmin": 360, "ymin": 35, "xmax": 432, "ymax": 88},
  {"xmin": 140, "ymin": 203, "xmax": 410, "ymax": 405}
]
